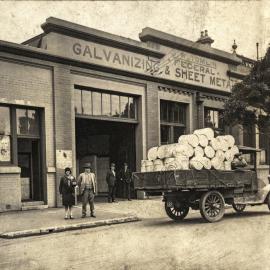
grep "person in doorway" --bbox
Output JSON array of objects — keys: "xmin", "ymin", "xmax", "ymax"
[
  {"xmin": 106, "ymin": 163, "xmax": 117, "ymax": 203},
  {"xmin": 120, "ymin": 163, "xmax": 132, "ymax": 201},
  {"xmin": 77, "ymin": 163, "xmax": 97, "ymax": 218},
  {"xmin": 59, "ymin": 167, "xmax": 77, "ymax": 219},
  {"xmin": 231, "ymin": 153, "xmax": 248, "ymax": 170}
]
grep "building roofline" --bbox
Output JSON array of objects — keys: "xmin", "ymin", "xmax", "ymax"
[
  {"xmin": 21, "ymin": 33, "xmax": 45, "ymax": 46},
  {"xmin": 40, "ymin": 17, "xmax": 164, "ymax": 59},
  {"xmin": 139, "ymin": 27, "xmax": 242, "ymax": 65},
  {"xmin": 22, "ymin": 17, "xmax": 244, "ymax": 66},
  {"xmin": 236, "ymin": 54, "xmax": 256, "ymax": 63}
]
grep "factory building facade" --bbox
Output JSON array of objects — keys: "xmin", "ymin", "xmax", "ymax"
[{"xmin": 0, "ymin": 17, "xmax": 266, "ymax": 212}]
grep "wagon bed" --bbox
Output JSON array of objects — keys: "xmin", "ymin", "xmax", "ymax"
[{"xmin": 133, "ymin": 169, "xmax": 257, "ymax": 192}]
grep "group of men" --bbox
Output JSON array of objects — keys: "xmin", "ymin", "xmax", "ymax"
[
  {"xmin": 77, "ymin": 162, "xmax": 132, "ymax": 218},
  {"xmin": 106, "ymin": 162, "xmax": 132, "ymax": 203}
]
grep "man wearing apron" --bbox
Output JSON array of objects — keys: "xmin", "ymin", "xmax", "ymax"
[{"xmin": 78, "ymin": 163, "xmax": 97, "ymax": 218}]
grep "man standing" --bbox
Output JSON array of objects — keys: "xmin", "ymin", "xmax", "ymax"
[
  {"xmin": 120, "ymin": 163, "xmax": 132, "ymax": 201},
  {"xmin": 77, "ymin": 163, "xmax": 97, "ymax": 218},
  {"xmin": 106, "ymin": 163, "xmax": 117, "ymax": 203}
]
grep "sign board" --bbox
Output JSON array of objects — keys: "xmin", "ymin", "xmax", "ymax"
[
  {"xmin": 0, "ymin": 135, "xmax": 10, "ymax": 162},
  {"xmin": 47, "ymin": 33, "xmax": 236, "ymax": 92},
  {"xmin": 56, "ymin": 150, "xmax": 72, "ymax": 170}
]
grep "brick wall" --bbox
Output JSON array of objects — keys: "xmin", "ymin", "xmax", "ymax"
[
  {"xmin": 47, "ymin": 173, "xmax": 56, "ymax": 207},
  {"xmin": 0, "ymin": 167, "xmax": 21, "ymax": 212},
  {"xmin": 145, "ymin": 83, "xmax": 159, "ymax": 149},
  {"xmin": 53, "ymin": 65, "xmax": 73, "ymax": 207},
  {"xmin": 0, "ymin": 58, "xmax": 55, "ymax": 167},
  {"xmin": 197, "ymin": 102, "xmax": 204, "ymax": 129},
  {"xmin": 0, "ymin": 56, "xmax": 56, "ymax": 209}
]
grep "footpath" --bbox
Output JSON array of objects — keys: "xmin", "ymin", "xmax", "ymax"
[
  {"xmin": 0, "ymin": 197, "xmax": 234, "ymax": 239},
  {"xmin": 0, "ymin": 197, "xmax": 143, "ymax": 239}
]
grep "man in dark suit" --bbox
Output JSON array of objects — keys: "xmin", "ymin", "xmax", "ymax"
[
  {"xmin": 120, "ymin": 163, "xmax": 132, "ymax": 201},
  {"xmin": 106, "ymin": 163, "xmax": 117, "ymax": 203}
]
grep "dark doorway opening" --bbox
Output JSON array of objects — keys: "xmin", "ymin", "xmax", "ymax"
[
  {"xmin": 18, "ymin": 138, "xmax": 42, "ymax": 201},
  {"xmin": 75, "ymin": 118, "xmax": 136, "ymax": 198}
]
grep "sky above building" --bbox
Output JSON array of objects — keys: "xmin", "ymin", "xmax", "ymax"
[{"xmin": 0, "ymin": 1, "xmax": 268, "ymax": 60}]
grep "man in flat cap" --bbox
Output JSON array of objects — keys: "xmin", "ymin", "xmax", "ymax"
[
  {"xmin": 106, "ymin": 163, "xmax": 117, "ymax": 203},
  {"xmin": 77, "ymin": 163, "xmax": 97, "ymax": 218},
  {"xmin": 120, "ymin": 163, "xmax": 132, "ymax": 201},
  {"xmin": 232, "ymin": 152, "xmax": 248, "ymax": 170}
]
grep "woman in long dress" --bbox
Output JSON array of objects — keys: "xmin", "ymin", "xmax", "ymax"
[{"xmin": 59, "ymin": 167, "xmax": 77, "ymax": 219}]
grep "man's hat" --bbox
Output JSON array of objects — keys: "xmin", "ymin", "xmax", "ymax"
[
  {"xmin": 234, "ymin": 152, "xmax": 243, "ymax": 157},
  {"xmin": 83, "ymin": 162, "xmax": 91, "ymax": 168}
]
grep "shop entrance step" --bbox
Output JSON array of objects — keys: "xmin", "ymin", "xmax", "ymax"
[{"xmin": 21, "ymin": 201, "xmax": 48, "ymax": 211}]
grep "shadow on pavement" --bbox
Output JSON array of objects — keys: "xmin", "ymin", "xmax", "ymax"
[
  {"xmin": 143, "ymin": 210, "xmax": 270, "ymax": 227},
  {"xmin": 143, "ymin": 217, "xmax": 205, "ymax": 227},
  {"xmin": 224, "ymin": 210, "xmax": 270, "ymax": 219}
]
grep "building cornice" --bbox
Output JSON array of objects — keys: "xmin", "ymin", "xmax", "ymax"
[
  {"xmin": 203, "ymin": 93, "xmax": 228, "ymax": 102},
  {"xmin": 158, "ymin": 85, "xmax": 194, "ymax": 96},
  {"xmin": 227, "ymin": 70, "xmax": 247, "ymax": 80},
  {"xmin": 40, "ymin": 17, "xmax": 164, "ymax": 59},
  {"xmin": 139, "ymin": 27, "xmax": 242, "ymax": 66}
]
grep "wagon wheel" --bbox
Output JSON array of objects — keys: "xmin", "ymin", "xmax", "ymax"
[
  {"xmin": 232, "ymin": 202, "xmax": 246, "ymax": 213},
  {"xmin": 164, "ymin": 200, "xmax": 189, "ymax": 221},
  {"xmin": 199, "ymin": 191, "xmax": 225, "ymax": 223},
  {"xmin": 267, "ymin": 193, "xmax": 270, "ymax": 211}
]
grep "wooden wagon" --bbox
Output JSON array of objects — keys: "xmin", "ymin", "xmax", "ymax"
[{"xmin": 133, "ymin": 146, "xmax": 270, "ymax": 222}]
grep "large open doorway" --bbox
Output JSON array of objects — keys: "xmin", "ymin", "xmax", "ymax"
[{"xmin": 75, "ymin": 118, "xmax": 136, "ymax": 197}]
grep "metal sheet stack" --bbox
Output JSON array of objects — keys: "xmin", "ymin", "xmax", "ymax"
[{"xmin": 141, "ymin": 128, "xmax": 239, "ymax": 172}]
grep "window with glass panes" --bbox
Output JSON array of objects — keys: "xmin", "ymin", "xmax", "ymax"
[
  {"xmin": 204, "ymin": 108, "xmax": 224, "ymax": 132},
  {"xmin": 74, "ymin": 88, "xmax": 137, "ymax": 120},
  {"xmin": 160, "ymin": 100, "xmax": 187, "ymax": 145},
  {"xmin": 16, "ymin": 108, "xmax": 40, "ymax": 137},
  {"xmin": 0, "ymin": 106, "xmax": 41, "ymax": 164}
]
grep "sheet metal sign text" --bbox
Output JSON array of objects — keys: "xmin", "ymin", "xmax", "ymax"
[{"xmin": 48, "ymin": 33, "xmax": 235, "ymax": 92}]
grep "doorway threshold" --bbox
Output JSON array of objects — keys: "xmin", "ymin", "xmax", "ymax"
[{"xmin": 21, "ymin": 201, "xmax": 48, "ymax": 211}]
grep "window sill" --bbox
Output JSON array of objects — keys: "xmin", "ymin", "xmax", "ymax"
[
  {"xmin": 75, "ymin": 114, "xmax": 138, "ymax": 124},
  {"xmin": 0, "ymin": 166, "xmax": 21, "ymax": 174},
  {"xmin": 160, "ymin": 122, "xmax": 185, "ymax": 127},
  {"xmin": 47, "ymin": 167, "xmax": 56, "ymax": 173}
]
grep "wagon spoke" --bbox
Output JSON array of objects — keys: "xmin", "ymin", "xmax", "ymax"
[
  {"xmin": 200, "ymin": 191, "xmax": 225, "ymax": 222},
  {"xmin": 165, "ymin": 202, "xmax": 190, "ymax": 221}
]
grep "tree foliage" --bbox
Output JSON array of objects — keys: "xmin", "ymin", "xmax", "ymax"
[{"xmin": 223, "ymin": 47, "xmax": 270, "ymax": 132}]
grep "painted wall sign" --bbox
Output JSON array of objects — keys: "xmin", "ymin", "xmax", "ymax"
[{"xmin": 47, "ymin": 33, "xmax": 237, "ymax": 92}]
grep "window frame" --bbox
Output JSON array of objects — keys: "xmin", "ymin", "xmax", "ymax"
[
  {"xmin": 74, "ymin": 87, "xmax": 138, "ymax": 123},
  {"xmin": 74, "ymin": 89, "xmax": 82, "ymax": 115},
  {"xmin": 0, "ymin": 105, "xmax": 12, "ymax": 165},
  {"xmin": 204, "ymin": 107, "xmax": 225, "ymax": 133},
  {"xmin": 16, "ymin": 108, "xmax": 41, "ymax": 139},
  {"xmin": 160, "ymin": 100, "xmax": 187, "ymax": 145},
  {"xmin": 0, "ymin": 105, "xmax": 42, "ymax": 166}
]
